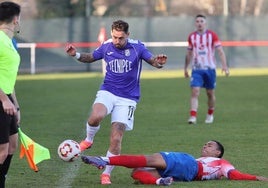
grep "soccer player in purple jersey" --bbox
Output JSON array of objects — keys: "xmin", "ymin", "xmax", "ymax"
[{"xmin": 65, "ymin": 20, "xmax": 167, "ymax": 185}]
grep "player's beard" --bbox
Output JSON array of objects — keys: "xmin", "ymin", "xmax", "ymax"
[
  {"xmin": 114, "ymin": 41, "xmax": 126, "ymax": 49},
  {"xmin": 115, "ymin": 44, "xmax": 122, "ymax": 48}
]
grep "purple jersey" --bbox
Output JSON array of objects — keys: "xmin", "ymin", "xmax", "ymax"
[{"xmin": 92, "ymin": 38, "xmax": 153, "ymax": 102}]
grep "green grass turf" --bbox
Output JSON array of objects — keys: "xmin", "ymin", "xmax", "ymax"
[{"xmin": 6, "ymin": 71, "xmax": 268, "ymax": 188}]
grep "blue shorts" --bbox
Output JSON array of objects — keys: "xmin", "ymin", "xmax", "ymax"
[
  {"xmin": 190, "ymin": 69, "xmax": 216, "ymax": 89},
  {"xmin": 157, "ymin": 152, "xmax": 198, "ymax": 181}
]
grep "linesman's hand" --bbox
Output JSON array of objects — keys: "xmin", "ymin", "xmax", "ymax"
[{"xmin": 2, "ymin": 99, "xmax": 17, "ymax": 116}]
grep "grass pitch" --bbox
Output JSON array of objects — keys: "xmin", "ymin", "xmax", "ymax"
[{"xmin": 6, "ymin": 69, "xmax": 268, "ymax": 188}]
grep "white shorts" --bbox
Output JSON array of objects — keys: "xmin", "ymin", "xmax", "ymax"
[{"xmin": 94, "ymin": 90, "xmax": 137, "ymax": 130}]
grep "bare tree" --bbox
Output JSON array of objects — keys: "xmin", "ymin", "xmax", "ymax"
[{"xmin": 254, "ymin": 0, "xmax": 263, "ymax": 16}]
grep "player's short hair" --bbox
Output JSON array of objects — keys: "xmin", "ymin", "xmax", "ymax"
[
  {"xmin": 0, "ymin": 1, "xmax": 21, "ymax": 23},
  {"xmin": 112, "ymin": 20, "xmax": 129, "ymax": 34},
  {"xmin": 195, "ymin": 14, "xmax": 206, "ymax": 19},
  {"xmin": 212, "ymin": 140, "xmax": 224, "ymax": 158}
]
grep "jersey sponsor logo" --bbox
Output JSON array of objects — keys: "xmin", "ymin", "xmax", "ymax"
[
  {"xmin": 198, "ymin": 51, "xmax": 206, "ymax": 55},
  {"xmin": 107, "ymin": 51, "xmax": 114, "ymax": 55},
  {"xmin": 108, "ymin": 59, "xmax": 132, "ymax": 73}
]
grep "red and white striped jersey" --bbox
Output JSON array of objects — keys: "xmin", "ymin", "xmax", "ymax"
[
  {"xmin": 196, "ymin": 157, "xmax": 235, "ymax": 180},
  {"xmin": 196, "ymin": 157, "xmax": 257, "ymax": 181},
  {"xmin": 187, "ymin": 30, "xmax": 221, "ymax": 69}
]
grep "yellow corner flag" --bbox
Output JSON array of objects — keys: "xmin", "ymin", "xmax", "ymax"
[{"xmin": 18, "ymin": 128, "xmax": 50, "ymax": 172}]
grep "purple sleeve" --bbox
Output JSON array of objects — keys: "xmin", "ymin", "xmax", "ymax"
[
  {"xmin": 92, "ymin": 45, "xmax": 104, "ymax": 60},
  {"xmin": 139, "ymin": 42, "xmax": 153, "ymax": 62}
]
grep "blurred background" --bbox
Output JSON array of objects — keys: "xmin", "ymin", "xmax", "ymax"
[{"xmin": 2, "ymin": 0, "xmax": 268, "ymax": 73}]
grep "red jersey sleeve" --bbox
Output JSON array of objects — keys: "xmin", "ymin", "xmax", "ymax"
[
  {"xmin": 208, "ymin": 30, "xmax": 221, "ymax": 47},
  {"xmin": 187, "ymin": 33, "xmax": 193, "ymax": 50},
  {"xmin": 228, "ymin": 169, "xmax": 257, "ymax": 180}
]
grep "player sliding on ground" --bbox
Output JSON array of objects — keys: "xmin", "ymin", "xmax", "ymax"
[{"xmin": 81, "ymin": 140, "xmax": 268, "ymax": 186}]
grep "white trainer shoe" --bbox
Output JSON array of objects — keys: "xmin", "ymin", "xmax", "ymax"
[
  {"xmin": 205, "ymin": 114, "xmax": 214, "ymax": 123},
  {"xmin": 188, "ymin": 116, "xmax": 197, "ymax": 124}
]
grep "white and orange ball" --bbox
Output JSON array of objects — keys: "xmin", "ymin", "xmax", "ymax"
[{"xmin": 57, "ymin": 139, "xmax": 81, "ymax": 162}]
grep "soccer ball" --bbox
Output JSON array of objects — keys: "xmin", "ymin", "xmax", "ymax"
[{"xmin": 57, "ymin": 139, "xmax": 81, "ymax": 162}]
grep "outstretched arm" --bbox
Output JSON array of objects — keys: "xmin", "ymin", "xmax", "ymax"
[
  {"xmin": 65, "ymin": 43, "xmax": 95, "ymax": 63},
  {"xmin": 228, "ymin": 169, "xmax": 268, "ymax": 181},
  {"xmin": 256, "ymin": 176, "xmax": 268, "ymax": 181}
]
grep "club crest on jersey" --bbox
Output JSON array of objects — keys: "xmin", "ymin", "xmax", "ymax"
[
  {"xmin": 199, "ymin": 44, "xmax": 205, "ymax": 50},
  {"xmin": 124, "ymin": 49, "xmax": 130, "ymax": 57}
]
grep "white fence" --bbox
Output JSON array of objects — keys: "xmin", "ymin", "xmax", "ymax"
[
  {"xmin": 17, "ymin": 41, "xmax": 268, "ymax": 74},
  {"xmin": 17, "ymin": 43, "xmax": 37, "ymax": 74},
  {"xmin": 17, "ymin": 42, "xmax": 188, "ymax": 74}
]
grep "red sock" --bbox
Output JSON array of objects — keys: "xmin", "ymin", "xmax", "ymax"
[
  {"xmin": 132, "ymin": 170, "xmax": 158, "ymax": 185},
  {"xmin": 190, "ymin": 110, "xmax": 197, "ymax": 117},
  {"xmin": 109, "ymin": 155, "xmax": 147, "ymax": 168},
  {"xmin": 208, "ymin": 108, "xmax": 214, "ymax": 115}
]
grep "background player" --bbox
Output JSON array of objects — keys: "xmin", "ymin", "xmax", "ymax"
[{"xmin": 184, "ymin": 14, "xmax": 229, "ymax": 124}]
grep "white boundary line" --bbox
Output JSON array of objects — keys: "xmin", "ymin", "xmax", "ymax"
[{"xmin": 55, "ymin": 158, "xmax": 82, "ymax": 187}]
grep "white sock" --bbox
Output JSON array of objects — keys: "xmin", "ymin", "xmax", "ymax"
[
  {"xmin": 100, "ymin": 157, "xmax": 109, "ymax": 163},
  {"xmin": 156, "ymin": 178, "xmax": 161, "ymax": 185},
  {"xmin": 85, "ymin": 123, "xmax": 100, "ymax": 143},
  {"xmin": 102, "ymin": 151, "xmax": 118, "ymax": 175}
]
